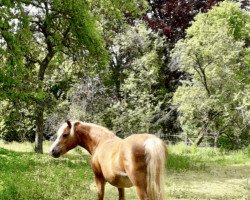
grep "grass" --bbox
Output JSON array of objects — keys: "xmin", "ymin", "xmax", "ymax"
[
  {"xmin": 0, "ymin": 141, "xmax": 250, "ymax": 199},
  {"xmin": 167, "ymin": 142, "xmax": 250, "ymax": 171},
  {"xmin": 0, "ymin": 148, "xmax": 94, "ymax": 199},
  {"xmin": 166, "ymin": 143, "xmax": 250, "ymax": 199}
]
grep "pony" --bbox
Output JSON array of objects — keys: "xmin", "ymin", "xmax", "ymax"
[{"xmin": 50, "ymin": 120, "xmax": 167, "ymax": 200}]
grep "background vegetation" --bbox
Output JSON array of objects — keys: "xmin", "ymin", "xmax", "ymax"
[{"xmin": 1, "ymin": 0, "xmax": 250, "ymax": 150}]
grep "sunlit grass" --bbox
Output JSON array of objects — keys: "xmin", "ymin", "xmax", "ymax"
[
  {"xmin": 167, "ymin": 142, "xmax": 250, "ymax": 171},
  {"xmin": 0, "ymin": 140, "xmax": 35, "ymax": 152}
]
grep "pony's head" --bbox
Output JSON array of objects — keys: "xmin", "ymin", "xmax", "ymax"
[{"xmin": 50, "ymin": 120, "xmax": 78, "ymax": 158}]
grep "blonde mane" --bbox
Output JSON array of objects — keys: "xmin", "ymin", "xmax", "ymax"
[
  {"xmin": 70, "ymin": 121, "xmax": 115, "ymax": 138},
  {"xmin": 57, "ymin": 123, "xmax": 68, "ymax": 136}
]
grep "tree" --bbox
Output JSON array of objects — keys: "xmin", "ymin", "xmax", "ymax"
[
  {"xmin": 172, "ymin": 1, "xmax": 250, "ymax": 148},
  {"xmin": 44, "ymin": 22, "xmax": 163, "ymax": 138},
  {"xmin": 104, "ymin": 21, "xmax": 165, "ymax": 136},
  {"xmin": 136, "ymin": 0, "xmax": 226, "ymax": 141},
  {"xmin": 0, "ymin": 0, "xmax": 145, "ymax": 153},
  {"xmin": 143, "ymin": 0, "xmax": 248, "ymax": 91},
  {"xmin": 49, "ymin": 22, "xmax": 166, "ymax": 137}
]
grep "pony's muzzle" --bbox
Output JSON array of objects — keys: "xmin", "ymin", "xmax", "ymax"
[{"xmin": 50, "ymin": 148, "xmax": 61, "ymax": 158}]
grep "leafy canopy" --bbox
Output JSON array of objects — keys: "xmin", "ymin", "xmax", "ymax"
[{"xmin": 172, "ymin": 1, "xmax": 250, "ymax": 148}]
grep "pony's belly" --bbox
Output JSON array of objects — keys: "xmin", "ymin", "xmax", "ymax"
[{"xmin": 108, "ymin": 173, "xmax": 133, "ymax": 188}]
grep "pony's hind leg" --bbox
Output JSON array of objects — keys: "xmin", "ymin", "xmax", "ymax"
[
  {"xmin": 95, "ymin": 175, "xmax": 106, "ymax": 200},
  {"xmin": 118, "ymin": 188, "xmax": 125, "ymax": 200},
  {"xmin": 125, "ymin": 145, "xmax": 148, "ymax": 199},
  {"xmin": 127, "ymin": 170, "xmax": 148, "ymax": 200},
  {"xmin": 135, "ymin": 186, "xmax": 147, "ymax": 200}
]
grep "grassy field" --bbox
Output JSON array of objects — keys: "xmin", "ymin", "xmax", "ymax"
[{"xmin": 0, "ymin": 141, "xmax": 250, "ymax": 200}]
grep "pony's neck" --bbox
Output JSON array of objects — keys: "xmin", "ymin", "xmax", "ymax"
[{"xmin": 75, "ymin": 122, "xmax": 116, "ymax": 155}]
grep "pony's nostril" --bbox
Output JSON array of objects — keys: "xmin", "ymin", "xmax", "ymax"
[{"xmin": 51, "ymin": 148, "xmax": 61, "ymax": 158}]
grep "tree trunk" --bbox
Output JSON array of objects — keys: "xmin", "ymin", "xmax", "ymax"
[
  {"xmin": 214, "ymin": 132, "xmax": 221, "ymax": 148},
  {"xmin": 34, "ymin": 55, "xmax": 53, "ymax": 153},
  {"xmin": 33, "ymin": 38, "xmax": 55, "ymax": 153},
  {"xmin": 35, "ymin": 103, "xmax": 44, "ymax": 153},
  {"xmin": 195, "ymin": 132, "xmax": 204, "ymax": 146},
  {"xmin": 34, "ymin": 5, "xmax": 55, "ymax": 153},
  {"xmin": 110, "ymin": 54, "xmax": 122, "ymax": 100}
]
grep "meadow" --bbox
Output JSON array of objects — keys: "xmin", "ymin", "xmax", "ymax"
[{"xmin": 0, "ymin": 141, "xmax": 250, "ymax": 200}]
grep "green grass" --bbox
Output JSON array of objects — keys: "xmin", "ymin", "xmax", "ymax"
[
  {"xmin": 0, "ymin": 141, "xmax": 250, "ymax": 199},
  {"xmin": 167, "ymin": 142, "xmax": 250, "ymax": 171},
  {"xmin": 0, "ymin": 147, "xmax": 95, "ymax": 200}
]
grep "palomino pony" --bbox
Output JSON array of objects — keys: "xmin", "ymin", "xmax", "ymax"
[{"xmin": 50, "ymin": 120, "xmax": 167, "ymax": 200}]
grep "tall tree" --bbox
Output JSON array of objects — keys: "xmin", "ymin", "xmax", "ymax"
[
  {"xmin": 140, "ymin": 0, "xmax": 224, "ymax": 140},
  {"xmin": 143, "ymin": 0, "xmax": 224, "ymax": 92},
  {"xmin": 0, "ymin": 0, "xmax": 145, "ymax": 153},
  {"xmin": 172, "ymin": 1, "xmax": 250, "ymax": 148},
  {"xmin": 103, "ymin": 21, "xmax": 165, "ymax": 136}
]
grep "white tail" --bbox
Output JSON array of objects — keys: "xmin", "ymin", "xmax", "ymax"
[{"xmin": 144, "ymin": 138, "xmax": 167, "ymax": 200}]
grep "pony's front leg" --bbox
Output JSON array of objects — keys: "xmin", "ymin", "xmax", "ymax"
[
  {"xmin": 118, "ymin": 188, "xmax": 125, "ymax": 200},
  {"xmin": 95, "ymin": 175, "xmax": 106, "ymax": 200}
]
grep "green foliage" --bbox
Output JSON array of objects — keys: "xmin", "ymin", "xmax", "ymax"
[
  {"xmin": 109, "ymin": 53, "xmax": 160, "ymax": 135},
  {"xmin": 50, "ymin": 0, "xmax": 110, "ymax": 66},
  {"xmin": 172, "ymin": 1, "xmax": 250, "ymax": 149},
  {"xmin": 103, "ymin": 21, "xmax": 165, "ymax": 135},
  {"xmin": 89, "ymin": 0, "xmax": 148, "ymax": 42},
  {"xmin": 0, "ymin": 1, "xmax": 34, "ymax": 101},
  {"xmin": 0, "ymin": 101, "xmax": 35, "ymax": 142},
  {"xmin": 46, "ymin": 21, "xmax": 166, "ymax": 137},
  {"xmin": 0, "ymin": 0, "xmax": 147, "ymax": 143}
]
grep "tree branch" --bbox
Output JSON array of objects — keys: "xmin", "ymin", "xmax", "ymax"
[{"xmin": 193, "ymin": 53, "xmax": 211, "ymax": 96}]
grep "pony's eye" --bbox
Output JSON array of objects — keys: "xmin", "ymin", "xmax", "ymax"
[{"xmin": 63, "ymin": 134, "xmax": 68, "ymax": 138}]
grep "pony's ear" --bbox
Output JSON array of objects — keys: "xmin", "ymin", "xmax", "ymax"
[{"xmin": 66, "ymin": 120, "xmax": 72, "ymax": 129}]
